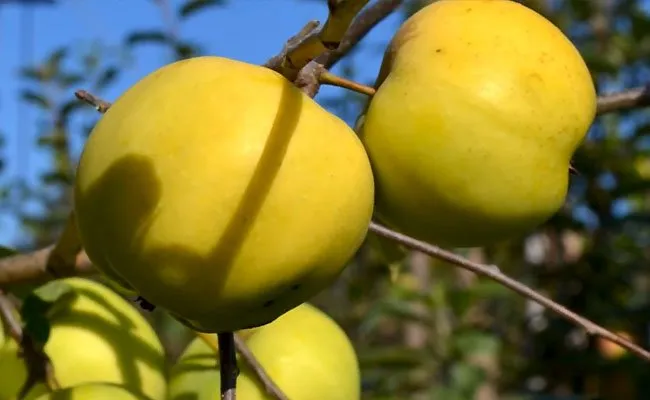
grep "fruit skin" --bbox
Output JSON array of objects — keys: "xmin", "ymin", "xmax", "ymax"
[
  {"xmin": 596, "ymin": 331, "xmax": 633, "ymax": 360},
  {"xmin": 0, "ymin": 278, "xmax": 167, "ymax": 400},
  {"xmin": 74, "ymin": 56, "xmax": 375, "ymax": 333},
  {"xmin": 359, "ymin": 0, "xmax": 596, "ymax": 248},
  {"xmin": 168, "ymin": 303, "xmax": 361, "ymax": 400},
  {"xmin": 32, "ymin": 383, "xmax": 149, "ymax": 400}
]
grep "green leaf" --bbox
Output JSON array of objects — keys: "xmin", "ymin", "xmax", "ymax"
[
  {"xmin": 56, "ymin": 73, "xmax": 85, "ymax": 87},
  {"xmin": 23, "ymin": 314, "xmax": 50, "ymax": 345},
  {"xmin": 37, "ymin": 133, "xmax": 67, "ymax": 149},
  {"xmin": 125, "ymin": 31, "xmax": 171, "ymax": 47},
  {"xmin": 20, "ymin": 67, "xmax": 46, "ymax": 82},
  {"xmin": 21, "ymin": 90, "xmax": 51, "ymax": 110},
  {"xmin": 175, "ymin": 42, "xmax": 201, "ymax": 60},
  {"xmin": 0, "ymin": 246, "xmax": 17, "ymax": 258},
  {"xmin": 45, "ymin": 48, "xmax": 67, "ymax": 70},
  {"xmin": 179, "ymin": 0, "xmax": 224, "ymax": 19},
  {"xmin": 449, "ymin": 363, "xmax": 485, "ymax": 397},
  {"xmin": 20, "ymin": 280, "xmax": 77, "ymax": 345},
  {"xmin": 60, "ymin": 100, "xmax": 86, "ymax": 124},
  {"xmin": 41, "ymin": 171, "xmax": 73, "ymax": 186},
  {"xmin": 95, "ymin": 67, "xmax": 119, "ymax": 90},
  {"xmin": 453, "ymin": 331, "xmax": 501, "ymax": 357}
]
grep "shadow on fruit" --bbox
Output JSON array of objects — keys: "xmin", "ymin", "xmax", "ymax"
[{"xmin": 78, "ymin": 82, "xmax": 308, "ymax": 331}]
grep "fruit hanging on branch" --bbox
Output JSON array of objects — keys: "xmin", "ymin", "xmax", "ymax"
[
  {"xmin": 358, "ymin": 0, "xmax": 597, "ymax": 248},
  {"xmin": 0, "ymin": 278, "xmax": 167, "ymax": 400},
  {"xmin": 168, "ymin": 303, "xmax": 361, "ymax": 400},
  {"xmin": 73, "ymin": 56, "xmax": 375, "ymax": 333}
]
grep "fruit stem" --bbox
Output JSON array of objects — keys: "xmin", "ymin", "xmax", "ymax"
[
  {"xmin": 319, "ymin": 70, "xmax": 376, "ymax": 96},
  {"xmin": 217, "ymin": 332, "xmax": 238, "ymax": 400}
]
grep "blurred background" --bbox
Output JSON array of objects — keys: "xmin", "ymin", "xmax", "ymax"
[{"xmin": 1, "ymin": 0, "xmax": 649, "ymax": 399}]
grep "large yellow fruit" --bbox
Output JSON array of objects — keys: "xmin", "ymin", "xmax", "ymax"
[
  {"xmin": 0, "ymin": 278, "xmax": 167, "ymax": 400},
  {"xmin": 74, "ymin": 56, "xmax": 374, "ymax": 333},
  {"xmin": 359, "ymin": 0, "xmax": 596, "ymax": 248},
  {"xmin": 32, "ymin": 383, "xmax": 148, "ymax": 400},
  {"xmin": 168, "ymin": 303, "xmax": 361, "ymax": 400}
]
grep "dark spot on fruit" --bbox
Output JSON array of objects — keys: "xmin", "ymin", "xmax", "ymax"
[
  {"xmin": 263, "ymin": 299, "xmax": 275, "ymax": 308},
  {"xmin": 466, "ymin": 8, "xmax": 472, "ymax": 12},
  {"xmin": 291, "ymin": 283, "xmax": 301, "ymax": 291},
  {"xmin": 436, "ymin": 48, "xmax": 442, "ymax": 53}
]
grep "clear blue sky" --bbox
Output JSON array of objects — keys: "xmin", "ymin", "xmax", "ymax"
[{"xmin": 0, "ymin": 0, "xmax": 403, "ymax": 246}]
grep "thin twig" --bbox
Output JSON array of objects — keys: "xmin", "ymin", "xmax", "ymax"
[
  {"xmin": 597, "ymin": 85, "xmax": 650, "ymax": 115},
  {"xmin": 218, "ymin": 332, "xmax": 238, "ymax": 400},
  {"xmin": 319, "ymin": 70, "xmax": 376, "ymax": 96},
  {"xmin": 0, "ymin": 289, "xmax": 22, "ymax": 341},
  {"xmin": 234, "ymin": 334, "xmax": 289, "ymax": 400},
  {"xmin": 367, "ymin": 221, "xmax": 650, "ymax": 362},
  {"xmin": 74, "ymin": 90, "xmax": 112, "ymax": 113}
]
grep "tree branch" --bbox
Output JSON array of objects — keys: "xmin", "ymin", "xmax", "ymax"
[
  {"xmin": 597, "ymin": 85, "xmax": 650, "ymax": 115},
  {"xmin": 368, "ymin": 221, "xmax": 650, "ymax": 362},
  {"xmin": 318, "ymin": 0, "xmax": 404, "ymax": 69},
  {"xmin": 74, "ymin": 90, "xmax": 112, "ymax": 113},
  {"xmin": 0, "ymin": 246, "xmax": 94, "ymax": 287},
  {"xmin": 264, "ymin": 0, "xmax": 403, "ymax": 79}
]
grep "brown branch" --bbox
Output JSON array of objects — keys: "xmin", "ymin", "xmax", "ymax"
[
  {"xmin": 264, "ymin": 0, "xmax": 402, "ymax": 80},
  {"xmin": 0, "ymin": 289, "xmax": 22, "ymax": 341},
  {"xmin": 218, "ymin": 332, "xmax": 238, "ymax": 400},
  {"xmin": 597, "ymin": 85, "xmax": 650, "ymax": 115},
  {"xmin": 0, "ymin": 246, "xmax": 94, "ymax": 287},
  {"xmin": 74, "ymin": 90, "xmax": 112, "ymax": 112},
  {"xmin": 47, "ymin": 212, "xmax": 84, "ymax": 278},
  {"xmin": 368, "ymin": 221, "xmax": 650, "ymax": 362},
  {"xmin": 295, "ymin": 61, "xmax": 326, "ymax": 97},
  {"xmin": 263, "ymin": 20, "xmax": 321, "ymax": 79},
  {"xmin": 235, "ymin": 334, "xmax": 288, "ymax": 400},
  {"xmin": 318, "ymin": 0, "xmax": 404, "ymax": 69}
]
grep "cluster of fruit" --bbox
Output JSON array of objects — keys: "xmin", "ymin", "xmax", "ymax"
[
  {"xmin": 0, "ymin": 278, "xmax": 359, "ymax": 399},
  {"xmin": 1, "ymin": 1, "xmax": 598, "ymax": 399},
  {"xmin": 73, "ymin": 0, "xmax": 596, "ymax": 336}
]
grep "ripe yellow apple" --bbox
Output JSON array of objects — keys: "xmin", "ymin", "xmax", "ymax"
[
  {"xmin": 74, "ymin": 55, "xmax": 375, "ymax": 333},
  {"xmin": 0, "ymin": 278, "xmax": 167, "ymax": 400},
  {"xmin": 32, "ymin": 383, "xmax": 149, "ymax": 400},
  {"xmin": 168, "ymin": 303, "xmax": 361, "ymax": 400},
  {"xmin": 359, "ymin": 0, "xmax": 596, "ymax": 248}
]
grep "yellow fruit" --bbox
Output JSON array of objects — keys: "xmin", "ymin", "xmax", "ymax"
[
  {"xmin": 0, "ymin": 278, "xmax": 167, "ymax": 400},
  {"xmin": 168, "ymin": 303, "xmax": 361, "ymax": 400},
  {"xmin": 596, "ymin": 331, "xmax": 633, "ymax": 360},
  {"xmin": 359, "ymin": 0, "xmax": 596, "ymax": 248},
  {"xmin": 74, "ymin": 56, "xmax": 374, "ymax": 333},
  {"xmin": 32, "ymin": 383, "xmax": 148, "ymax": 400}
]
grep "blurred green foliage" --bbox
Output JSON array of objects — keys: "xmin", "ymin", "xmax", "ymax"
[{"xmin": 2, "ymin": 0, "xmax": 650, "ymax": 399}]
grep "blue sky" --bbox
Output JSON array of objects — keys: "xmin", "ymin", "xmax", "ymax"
[{"xmin": 0, "ymin": 0, "xmax": 403, "ymax": 245}]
